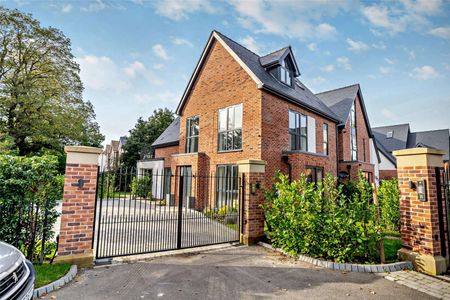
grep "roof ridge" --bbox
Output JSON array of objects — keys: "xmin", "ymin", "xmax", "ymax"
[
  {"xmin": 315, "ymin": 83, "xmax": 360, "ymax": 95},
  {"xmin": 260, "ymin": 46, "xmax": 290, "ymax": 58},
  {"xmin": 411, "ymin": 128, "xmax": 450, "ymax": 134},
  {"xmin": 213, "ymin": 30, "xmax": 261, "ymax": 58},
  {"xmin": 372, "ymin": 123, "xmax": 410, "ymax": 129}
]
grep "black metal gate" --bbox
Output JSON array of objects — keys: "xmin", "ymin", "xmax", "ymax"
[
  {"xmin": 436, "ymin": 167, "xmax": 450, "ymax": 258},
  {"xmin": 94, "ymin": 168, "xmax": 242, "ymax": 259}
]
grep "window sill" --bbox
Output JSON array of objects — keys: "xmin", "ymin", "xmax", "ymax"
[{"xmin": 217, "ymin": 149, "xmax": 243, "ymax": 154}]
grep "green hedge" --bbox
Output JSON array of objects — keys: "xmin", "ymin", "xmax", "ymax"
[
  {"xmin": 378, "ymin": 179, "xmax": 400, "ymax": 231},
  {"xmin": 263, "ymin": 172, "xmax": 381, "ymax": 263},
  {"xmin": 0, "ymin": 155, "xmax": 63, "ymax": 261}
]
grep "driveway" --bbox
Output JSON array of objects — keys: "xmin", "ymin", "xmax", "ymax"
[{"xmin": 48, "ymin": 245, "xmax": 435, "ymax": 300}]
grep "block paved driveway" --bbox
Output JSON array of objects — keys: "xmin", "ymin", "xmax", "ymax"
[{"xmin": 48, "ymin": 245, "xmax": 435, "ymax": 300}]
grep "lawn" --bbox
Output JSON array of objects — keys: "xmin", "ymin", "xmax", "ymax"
[
  {"xmin": 34, "ymin": 263, "xmax": 72, "ymax": 288},
  {"xmin": 382, "ymin": 231, "xmax": 402, "ymax": 262}
]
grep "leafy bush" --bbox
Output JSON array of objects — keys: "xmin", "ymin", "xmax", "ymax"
[
  {"xmin": 204, "ymin": 204, "xmax": 238, "ymax": 224},
  {"xmin": 98, "ymin": 172, "xmax": 116, "ymax": 198},
  {"xmin": 0, "ymin": 155, "xmax": 63, "ymax": 261},
  {"xmin": 378, "ymin": 179, "xmax": 400, "ymax": 231},
  {"xmin": 131, "ymin": 176, "xmax": 151, "ymax": 198},
  {"xmin": 263, "ymin": 172, "xmax": 381, "ymax": 263}
]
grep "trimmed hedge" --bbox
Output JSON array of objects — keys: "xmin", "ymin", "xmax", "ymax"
[{"xmin": 263, "ymin": 172, "xmax": 381, "ymax": 263}]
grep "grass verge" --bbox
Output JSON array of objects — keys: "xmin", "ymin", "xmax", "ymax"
[
  {"xmin": 383, "ymin": 238, "xmax": 402, "ymax": 262},
  {"xmin": 34, "ymin": 263, "xmax": 71, "ymax": 288}
]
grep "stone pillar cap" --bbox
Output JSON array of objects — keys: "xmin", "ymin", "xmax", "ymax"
[
  {"xmin": 237, "ymin": 159, "xmax": 266, "ymax": 165},
  {"xmin": 65, "ymin": 146, "xmax": 103, "ymax": 154},
  {"xmin": 393, "ymin": 147, "xmax": 446, "ymax": 157}
]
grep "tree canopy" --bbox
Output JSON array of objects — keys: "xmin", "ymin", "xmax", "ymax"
[
  {"xmin": 0, "ymin": 8, "xmax": 103, "ymax": 156},
  {"xmin": 122, "ymin": 108, "xmax": 175, "ymax": 168}
]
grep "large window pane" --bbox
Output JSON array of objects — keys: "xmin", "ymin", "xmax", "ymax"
[
  {"xmin": 219, "ymin": 109, "xmax": 227, "ymax": 131},
  {"xmin": 216, "ymin": 165, "xmax": 238, "ymax": 208},
  {"xmin": 218, "ymin": 104, "xmax": 242, "ymax": 151},
  {"xmin": 289, "ymin": 110, "xmax": 308, "ymax": 151},
  {"xmin": 186, "ymin": 116, "xmax": 199, "ymax": 153},
  {"xmin": 289, "ymin": 111, "xmax": 296, "ymax": 132},
  {"xmin": 234, "ymin": 104, "xmax": 242, "ymax": 129}
]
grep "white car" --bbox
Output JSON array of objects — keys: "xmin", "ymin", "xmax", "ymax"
[{"xmin": 0, "ymin": 241, "xmax": 35, "ymax": 300}]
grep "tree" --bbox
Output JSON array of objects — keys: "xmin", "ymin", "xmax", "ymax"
[
  {"xmin": 122, "ymin": 108, "xmax": 174, "ymax": 168},
  {"xmin": 0, "ymin": 8, "xmax": 104, "ymax": 156}
]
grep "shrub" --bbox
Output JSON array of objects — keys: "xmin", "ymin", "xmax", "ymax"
[
  {"xmin": 131, "ymin": 176, "xmax": 152, "ymax": 198},
  {"xmin": 263, "ymin": 172, "xmax": 381, "ymax": 263},
  {"xmin": 98, "ymin": 172, "xmax": 116, "ymax": 198},
  {"xmin": 378, "ymin": 179, "xmax": 400, "ymax": 231},
  {"xmin": 0, "ymin": 155, "xmax": 63, "ymax": 261}
]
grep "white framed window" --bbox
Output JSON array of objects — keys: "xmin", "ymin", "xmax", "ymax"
[
  {"xmin": 186, "ymin": 116, "xmax": 199, "ymax": 153},
  {"xmin": 350, "ymin": 102, "xmax": 357, "ymax": 161},
  {"xmin": 323, "ymin": 123, "xmax": 328, "ymax": 155},
  {"xmin": 289, "ymin": 110, "xmax": 307, "ymax": 151},
  {"xmin": 218, "ymin": 104, "xmax": 242, "ymax": 152}
]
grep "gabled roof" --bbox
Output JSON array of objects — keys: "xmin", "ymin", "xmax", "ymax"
[
  {"xmin": 315, "ymin": 84, "xmax": 360, "ymax": 124},
  {"xmin": 111, "ymin": 140, "xmax": 119, "ymax": 151},
  {"xmin": 315, "ymin": 84, "xmax": 375, "ymax": 138},
  {"xmin": 119, "ymin": 136, "xmax": 127, "ymax": 145},
  {"xmin": 372, "ymin": 124, "xmax": 410, "ymax": 153},
  {"xmin": 406, "ymin": 129, "xmax": 449, "ymax": 160},
  {"xmin": 175, "ymin": 31, "xmax": 340, "ymax": 123},
  {"xmin": 372, "ymin": 124, "xmax": 450, "ymax": 164},
  {"xmin": 151, "ymin": 117, "xmax": 180, "ymax": 148}
]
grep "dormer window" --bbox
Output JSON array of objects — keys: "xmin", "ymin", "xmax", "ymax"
[{"xmin": 280, "ymin": 59, "xmax": 293, "ymax": 86}]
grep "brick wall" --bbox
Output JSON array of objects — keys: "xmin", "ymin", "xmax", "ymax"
[
  {"xmin": 154, "ymin": 145, "xmax": 179, "ymax": 168},
  {"xmin": 177, "ymin": 40, "xmax": 263, "ymax": 174},
  {"xmin": 338, "ymin": 94, "xmax": 374, "ymax": 180},
  {"xmin": 260, "ymin": 91, "xmax": 338, "ymax": 185},
  {"xmin": 397, "ymin": 165, "xmax": 447, "ymax": 256},
  {"xmin": 58, "ymin": 163, "xmax": 98, "ymax": 256}
]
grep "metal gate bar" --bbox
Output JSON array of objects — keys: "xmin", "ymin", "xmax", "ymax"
[{"xmin": 94, "ymin": 168, "xmax": 242, "ymax": 259}]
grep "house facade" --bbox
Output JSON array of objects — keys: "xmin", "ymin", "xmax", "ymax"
[
  {"xmin": 146, "ymin": 31, "xmax": 377, "ymax": 207},
  {"xmin": 373, "ymin": 124, "xmax": 450, "ymax": 179}
]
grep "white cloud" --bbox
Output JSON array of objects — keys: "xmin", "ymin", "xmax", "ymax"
[
  {"xmin": 152, "ymin": 44, "xmax": 171, "ymax": 60},
  {"xmin": 336, "ymin": 57, "xmax": 351, "ymax": 70},
  {"xmin": 310, "ymin": 76, "xmax": 326, "ymax": 85},
  {"xmin": 77, "ymin": 55, "xmax": 162, "ymax": 92},
  {"xmin": 153, "ymin": 64, "xmax": 164, "ymax": 70},
  {"xmin": 229, "ymin": 0, "xmax": 350, "ymax": 39},
  {"xmin": 384, "ymin": 58, "xmax": 395, "ymax": 65},
  {"xmin": 346, "ymin": 38, "xmax": 369, "ymax": 52},
  {"xmin": 409, "ymin": 65, "xmax": 439, "ymax": 80},
  {"xmin": 321, "ymin": 64, "xmax": 335, "ymax": 73},
  {"xmin": 81, "ymin": 0, "xmax": 107, "ymax": 12},
  {"xmin": 379, "ymin": 66, "xmax": 392, "ymax": 75},
  {"xmin": 171, "ymin": 37, "xmax": 193, "ymax": 47},
  {"xmin": 372, "ymin": 42, "xmax": 386, "ymax": 50},
  {"xmin": 400, "ymin": 0, "xmax": 443, "ymax": 15},
  {"xmin": 76, "ymin": 55, "xmax": 129, "ymax": 92},
  {"xmin": 307, "ymin": 43, "xmax": 317, "ymax": 51},
  {"xmin": 362, "ymin": 1, "xmax": 437, "ymax": 35},
  {"xmin": 239, "ymin": 36, "xmax": 260, "ymax": 54},
  {"xmin": 381, "ymin": 108, "xmax": 398, "ymax": 120},
  {"xmin": 62, "ymin": 3, "xmax": 72, "ymax": 13},
  {"xmin": 153, "ymin": 0, "xmax": 216, "ymax": 21},
  {"xmin": 429, "ymin": 27, "xmax": 450, "ymax": 39},
  {"xmin": 133, "ymin": 91, "xmax": 180, "ymax": 105}
]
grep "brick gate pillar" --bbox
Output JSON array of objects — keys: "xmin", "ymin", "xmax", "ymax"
[
  {"xmin": 54, "ymin": 146, "xmax": 102, "ymax": 267},
  {"xmin": 238, "ymin": 159, "xmax": 266, "ymax": 245},
  {"xmin": 394, "ymin": 148, "xmax": 449, "ymax": 275}
]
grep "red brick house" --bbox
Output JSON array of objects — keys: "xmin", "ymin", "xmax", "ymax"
[{"xmin": 147, "ymin": 31, "xmax": 378, "ymax": 206}]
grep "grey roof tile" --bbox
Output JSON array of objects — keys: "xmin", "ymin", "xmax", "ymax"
[
  {"xmin": 372, "ymin": 124, "xmax": 410, "ymax": 153},
  {"xmin": 259, "ymin": 47, "xmax": 290, "ymax": 67},
  {"xmin": 407, "ymin": 129, "xmax": 449, "ymax": 160},
  {"xmin": 315, "ymin": 84, "xmax": 360, "ymax": 123},
  {"xmin": 215, "ymin": 31, "xmax": 340, "ymax": 122},
  {"xmin": 151, "ymin": 117, "xmax": 180, "ymax": 148}
]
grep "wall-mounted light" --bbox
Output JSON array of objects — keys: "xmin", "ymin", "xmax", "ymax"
[
  {"xmin": 71, "ymin": 178, "xmax": 85, "ymax": 188},
  {"xmin": 417, "ymin": 180, "xmax": 427, "ymax": 202},
  {"xmin": 409, "ymin": 181, "xmax": 416, "ymax": 190}
]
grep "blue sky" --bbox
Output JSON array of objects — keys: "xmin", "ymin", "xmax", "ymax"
[{"xmin": 2, "ymin": 0, "xmax": 450, "ymax": 144}]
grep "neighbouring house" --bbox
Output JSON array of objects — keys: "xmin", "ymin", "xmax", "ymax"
[
  {"xmin": 141, "ymin": 31, "xmax": 378, "ymax": 207},
  {"xmin": 100, "ymin": 136, "xmax": 127, "ymax": 171},
  {"xmin": 373, "ymin": 124, "xmax": 450, "ymax": 180}
]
